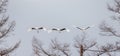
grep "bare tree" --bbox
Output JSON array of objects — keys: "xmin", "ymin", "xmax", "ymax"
[
  {"xmin": 32, "ymin": 37, "xmax": 71, "ymax": 56},
  {"xmin": 0, "ymin": 41, "xmax": 21, "ymax": 56},
  {"xmin": 74, "ymin": 31, "xmax": 97, "ymax": 56},
  {"xmin": 74, "ymin": 28, "xmax": 120, "ymax": 56},
  {"xmin": 0, "ymin": 0, "xmax": 21, "ymax": 56},
  {"xmin": 50, "ymin": 38, "xmax": 70, "ymax": 56},
  {"xmin": 0, "ymin": 0, "xmax": 8, "ymax": 13},
  {"xmin": 98, "ymin": 0, "xmax": 120, "ymax": 56},
  {"xmin": 100, "ymin": 0, "xmax": 120, "ymax": 37}
]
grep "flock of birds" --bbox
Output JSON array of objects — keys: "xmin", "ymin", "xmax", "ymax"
[{"xmin": 28, "ymin": 25, "xmax": 95, "ymax": 33}]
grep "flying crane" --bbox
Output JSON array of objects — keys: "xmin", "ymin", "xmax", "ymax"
[{"xmin": 28, "ymin": 27, "xmax": 47, "ymax": 33}]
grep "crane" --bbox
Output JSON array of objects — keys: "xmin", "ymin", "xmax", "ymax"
[
  {"xmin": 47, "ymin": 28, "xmax": 70, "ymax": 33},
  {"xmin": 28, "ymin": 27, "xmax": 46, "ymax": 33}
]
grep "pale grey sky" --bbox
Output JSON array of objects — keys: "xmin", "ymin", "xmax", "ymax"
[{"xmin": 5, "ymin": 0, "xmax": 116, "ymax": 56}]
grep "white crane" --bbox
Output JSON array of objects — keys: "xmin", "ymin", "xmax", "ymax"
[
  {"xmin": 73, "ymin": 25, "xmax": 95, "ymax": 31},
  {"xmin": 28, "ymin": 27, "xmax": 47, "ymax": 33},
  {"xmin": 47, "ymin": 28, "xmax": 70, "ymax": 33},
  {"xmin": 59, "ymin": 28, "xmax": 70, "ymax": 32},
  {"xmin": 76, "ymin": 26, "xmax": 90, "ymax": 31}
]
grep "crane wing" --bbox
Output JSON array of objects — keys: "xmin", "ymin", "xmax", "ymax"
[{"xmin": 76, "ymin": 27, "xmax": 82, "ymax": 30}]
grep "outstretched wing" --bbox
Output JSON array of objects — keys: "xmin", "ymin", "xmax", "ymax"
[
  {"xmin": 76, "ymin": 27, "xmax": 82, "ymax": 30},
  {"xmin": 38, "ymin": 27, "xmax": 43, "ymax": 29},
  {"xmin": 60, "ymin": 28, "xmax": 66, "ymax": 31},
  {"xmin": 31, "ymin": 27, "xmax": 36, "ymax": 30},
  {"xmin": 52, "ymin": 28, "xmax": 58, "ymax": 31},
  {"xmin": 85, "ymin": 26, "xmax": 90, "ymax": 30}
]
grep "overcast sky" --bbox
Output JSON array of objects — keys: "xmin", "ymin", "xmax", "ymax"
[{"xmin": 5, "ymin": 0, "xmax": 115, "ymax": 56}]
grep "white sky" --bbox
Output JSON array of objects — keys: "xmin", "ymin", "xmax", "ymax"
[{"xmin": 4, "ymin": 0, "xmax": 117, "ymax": 56}]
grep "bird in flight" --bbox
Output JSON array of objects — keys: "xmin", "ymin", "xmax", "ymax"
[
  {"xmin": 51, "ymin": 28, "xmax": 59, "ymax": 31},
  {"xmin": 47, "ymin": 28, "xmax": 70, "ymax": 33},
  {"xmin": 75, "ymin": 25, "xmax": 95, "ymax": 31},
  {"xmin": 59, "ymin": 28, "xmax": 70, "ymax": 32},
  {"xmin": 76, "ymin": 26, "xmax": 90, "ymax": 31},
  {"xmin": 28, "ymin": 27, "xmax": 46, "ymax": 33}
]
